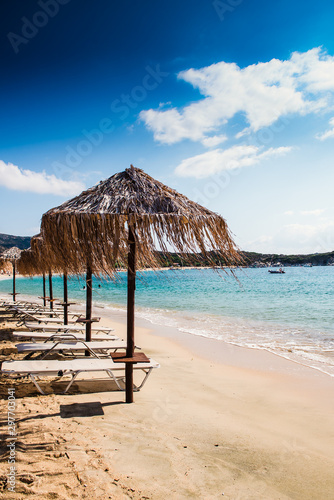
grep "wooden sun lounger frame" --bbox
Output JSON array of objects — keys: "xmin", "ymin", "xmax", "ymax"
[{"xmin": 1, "ymin": 358, "xmax": 159, "ymax": 395}]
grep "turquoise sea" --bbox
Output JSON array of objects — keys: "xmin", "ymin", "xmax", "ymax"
[{"xmin": 1, "ymin": 266, "xmax": 334, "ymax": 376}]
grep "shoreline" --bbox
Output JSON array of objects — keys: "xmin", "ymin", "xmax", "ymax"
[
  {"xmin": 0, "ymin": 305, "xmax": 334, "ymax": 497},
  {"xmin": 109, "ymin": 307, "xmax": 334, "ymax": 380},
  {"xmin": 1, "ymin": 284, "xmax": 334, "ymax": 379},
  {"xmin": 0, "ymin": 274, "xmax": 12, "ymax": 281}
]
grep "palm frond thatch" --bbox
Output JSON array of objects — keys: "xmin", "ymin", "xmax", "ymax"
[{"xmin": 40, "ymin": 166, "xmax": 243, "ymax": 275}]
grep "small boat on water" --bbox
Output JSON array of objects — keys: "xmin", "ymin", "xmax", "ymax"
[{"xmin": 268, "ymin": 268, "xmax": 285, "ymax": 274}]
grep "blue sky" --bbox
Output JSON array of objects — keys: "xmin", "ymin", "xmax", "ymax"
[{"xmin": 1, "ymin": 0, "xmax": 334, "ymax": 254}]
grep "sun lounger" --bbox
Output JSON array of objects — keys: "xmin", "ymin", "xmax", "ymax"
[
  {"xmin": 1, "ymin": 299, "xmax": 37, "ymax": 308},
  {"xmin": 13, "ymin": 306, "xmax": 64, "ymax": 316},
  {"xmin": 1, "ymin": 357, "xmax": 160, "ymax": 394},
  {"xmin": 10, "ymin": 307, "xmax": 67, "ymax": 325},
  {"xmin": 7, "ymin": 303, "xmax": 63, "ymax": 314},
  {"xmin": 8, "ymin": 305, "xmax": 83, "ymax": 323},
  {"xmin": 12, "ymin": 331, "xmax": 119, "ymax": 342},
  {"xmin": 9, "ymin": 304, "xmax": 63, "ymax": 316},
  {"xmin": 24, "ymin": 322, "xmax": 114, "ymax": 334},
  {"xmin": 2, "ymin": 301, "xmax": 49, "ymax": 313},
  {"xmin": 16, "ymin": 339, "xmax": 129, "ymax": 358}
]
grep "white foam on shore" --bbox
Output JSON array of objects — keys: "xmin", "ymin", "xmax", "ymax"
[
  {"xmin": 100, "ymin": 302, "xmax": 334, "ymax": 377},
  {"xmin": 2, "ymin": 290, "xmax": 334, "ymax": 377}
]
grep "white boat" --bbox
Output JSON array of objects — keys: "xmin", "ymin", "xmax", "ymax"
[{"xmin": 268, "ymin": 268, "xmax": 285, "ymax": 274}]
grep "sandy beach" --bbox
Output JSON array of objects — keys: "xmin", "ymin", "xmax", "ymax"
[
  {"xmin": 0, "ymin": 307, "xmax": 334, "ymax": 499},
  {"xmin": 0, "ymin": 275, "xmax": 12, "ymax": 281}
]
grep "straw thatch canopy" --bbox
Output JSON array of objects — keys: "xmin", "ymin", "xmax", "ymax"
[
  {"xmin": 29, "ymin": 233, "xmax": 73, "ymax": 275},
  {"xmin": 0, "ymin": 257, "xmax": 9, "ymax": 273},
  {"xmin": 2, "ymin": 247, "xmax": 22, "ymax": 261},
  {"xmin": 17, "ymin": 249, "xmax": 37, "ymax": 276},
  {"xmin": 30, "ymin": 234, "xmax": 53, "ymax": 273},
  {"xmin": 41, "ymin": 166, "xmax": 242, "ymax": 274},
  {"xmin": 17, "ymin": 248, "xmax": 45, "ymax": 276}
]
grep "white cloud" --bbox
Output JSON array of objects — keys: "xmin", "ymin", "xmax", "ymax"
[
  {"xmin": 175, "ymin": 145, "xmax": 292, "ymax": 178},
  {"xmin": 140, "ymin": 48, "xmax": 334, "ymax": 145},
  {"xmin": 0, "ymin": 160, "xmax": 85, "ymax": 196},
  {"xmin": 316, "ymin": 117, "xmax": 334, "ymax": 140},
  {"xmin": 284, "ymin": 209, "xmax": 325, "ymax": 216},
  {"xmin": 201, "ymin": 134, "xmax": 227, "ymax": 148},
  {"xmin": 300, "ymin": 209, "xmax": 325, "ymax": 216},
  {"xmin": 245, "ymin": 221, "xmax": 334, "ymax": 254}
]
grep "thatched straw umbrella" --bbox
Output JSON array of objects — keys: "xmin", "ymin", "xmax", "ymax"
[
  {"xmin": 17, "ymin": 249, "xmax": 40, "ymax": 276},
  {"xmin": 30, "ymin": 234, "xmax": 55, "ymax": 309},
  {"xmin": 17, "ymin": 247, "xmax": 50, "ymax": 308},
  {"xmin": 41, "ymin": 165, "xmax": 242, "ymax": 402},
  {"xmin": 0, "ymin": 258, "xmax": 11, "ymax": 276},
  {"xmin": 17, "ymin": 248, "xmax": 41, "ymax": 290},
  {"xmin": 2, "ymin": 247, "xmax": 22, "ymax": 302},
  {"xmin": 30, "ymin": 234, "xmax": 78, "ymax": 322}
]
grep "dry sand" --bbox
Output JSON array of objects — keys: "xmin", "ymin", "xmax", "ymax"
[{"xmin": 0, "ymin": 306, "xmax": 333, "ymax": 499}]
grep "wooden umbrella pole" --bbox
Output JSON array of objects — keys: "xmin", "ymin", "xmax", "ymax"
[
  {"xmin": 126, "ymin": 224, "xmax": 136, "ymax": 403},
  {"xmin": 42, "ymin": 273, "xmax": 46, "ymax": 307},
  {"xmin": 12, "ymin": 261, "xmax": 16, "ymax": 302},
  {"xmin": 48, "ymin": 271, "xmax": 53, "ymax": 313},
  {"xmin": 63, "ymin": 272, "xmax": 68, "ymax": 325},
  {"xmin": 85, "ymin": 265, "xmax": 92, "ymax": 347}
]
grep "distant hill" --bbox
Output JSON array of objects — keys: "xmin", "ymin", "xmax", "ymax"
[
  {"xmin": 157, "ymin": 250, "xmax": 334, "ymax": 267},
  {"xmin": 0, "ymin": 232, "xmax": 333, "ymax": 267},
  {"xmin": 0, "ymin": 233, "xmax": 31, "ymax": 254},
  {"xmin": 241, "ymin": 251, "xmax": 334, "ymax": 267}
]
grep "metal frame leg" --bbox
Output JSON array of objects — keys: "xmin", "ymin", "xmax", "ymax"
[
  {"xmin": 29, "ymin": 374, "xmax": 46, "ymax": 395},
  {"xmin": 136, "ymin": 367, "xmax": 153, "ymax": 390}
]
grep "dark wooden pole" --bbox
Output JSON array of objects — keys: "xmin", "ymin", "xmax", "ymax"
[
  {"xmin": 12, "ymin": 261, "xmax": 16, "ymax": 302},
  {"xmin": 42, "ymin": 273, "xmax": 46, "ymax": 307},
  {"xmin": 63, "ymin": 272, "xmax": 68, "ymax": 325},
  {"xmin": 48, "ymin": 271, "xmax": 53, "ymax": 312},
  {"xmin": 126, "ymin": 225, "xmax": 136, "ymax": 403},
  {"xmin": 85, "ymin": 266, "xmax": 92, "ymax": 346}
]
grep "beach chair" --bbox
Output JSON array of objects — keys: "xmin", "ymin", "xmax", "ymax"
[
  {"xmin": 1, "ymin": 357, "xmax": 160, "ymax": 394},
  {"xmin": 24, "ymin": 322, "xmax": 114, "ymax": 334},
  {"xmin": 9, "ymin": 306, "xmax": 66, "ymax": 325},
  {"xmin": 2, "ymin": 300, "xmax": 47, "ymax": 314},
  {"xmin": 2, "ymin": 299, "xmax": 38, "ymax": 308},
  {"xmin": 8, "ymin": 304, "xmax": 82, "ymax": 322},
  {"xmin": 12, "ymin": 331, "xmax": 119, "ymax": 342},
  {"xmin": 7, "ymin": 302, "xmax": 63, "ymax": 313},
  {"xmin": 16, "ymin": 339, "xmax": 129, "ymax": 359}
]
